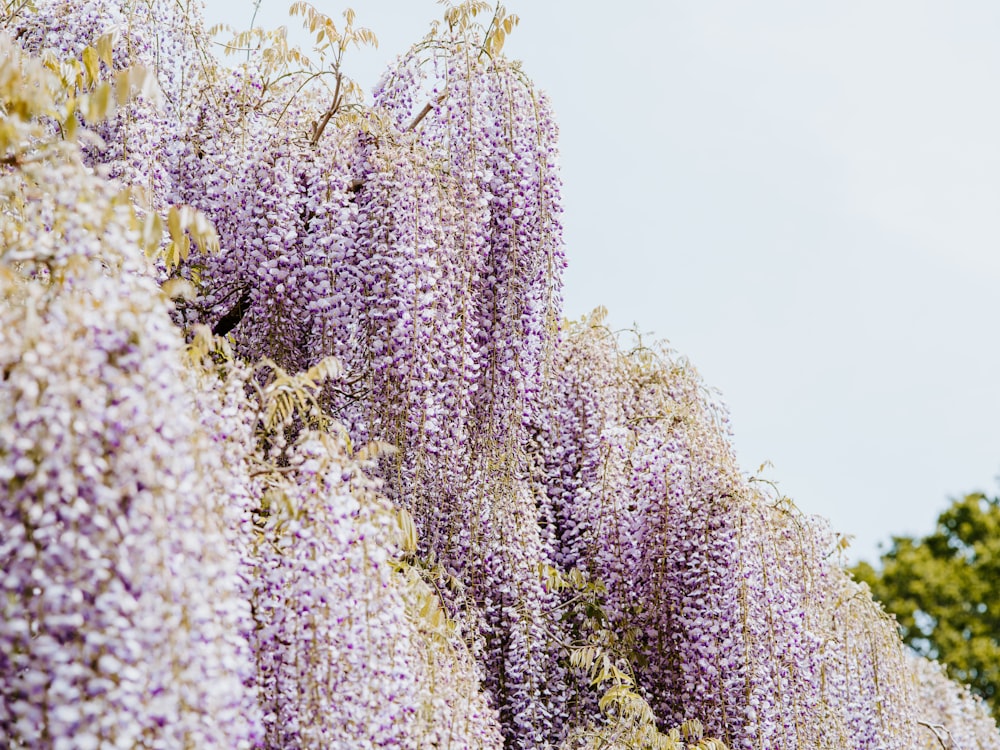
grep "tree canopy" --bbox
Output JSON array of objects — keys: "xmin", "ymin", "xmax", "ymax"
[{"xmin": 853, "ymin": 493, "xmax": 1000, "ymax": 722}]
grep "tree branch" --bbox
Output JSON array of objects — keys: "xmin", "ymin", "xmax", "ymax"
[
  {"xmin": 405, "ymin": 91, "xmax": 447, "ymax": 132},
  {"xmin": 917, "ymin": 720, "xmax": 959, "ymax": 750},
  {"xmin": 310, "ymin": 71, "xmax": 342, "ymax": 147},
  {"xmin": 212, "ymin": 287, "xmax": 252, "ymax": 336}
]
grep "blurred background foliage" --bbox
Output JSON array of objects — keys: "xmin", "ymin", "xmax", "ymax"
[{"xmin": 853, "ymin": 493, "xmax": 1000, "ymax": 722}]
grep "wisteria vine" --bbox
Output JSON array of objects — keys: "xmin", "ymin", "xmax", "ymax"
[{"xmin": 2, "ymin": 1, "xmax": 999, "ymax": 749}]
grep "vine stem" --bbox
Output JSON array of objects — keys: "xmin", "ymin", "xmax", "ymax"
[
  {"xmin": 310, "ymin": 71, "xmax": 342, "ymax": 146},
  {"xmin": 917, "ymin": 720, "xmax": 960, "ymax": 750},
  {"xmin": 406, "ymin": 91, "xmax": 448, "ymax": 132}
]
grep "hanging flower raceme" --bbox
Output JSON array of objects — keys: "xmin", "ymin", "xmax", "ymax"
[
  {"xmin": 534, "ymin": 315, "xmax": 959, "ymax": 750},
  {"xmin": 0, "ymin": 273, "xmax": 263, "ymax": 750},
  {"xmin": 198, "ymin": 351, "xmax": 504, "ymax": 750},
  {"xmin": 248, "ymin": 427, "xmax": 504, "ymax": 749},
  {"xmin": 163, "ymin": 22, "xmax": 380, "ymax": 376},
  {"xmin": 0, "ymin": 40, "xmax": 261, "ymax": 743},
  {"xmin": 909, "ymin": 655, "xmax": 1000, "ymax": 750},
  {"xmin": 246, "ymin": 424, "xmax": 425, "ymax": 749},
  {"xmin": 532, "ymin": 314, "xmax": 750, "ymax": 740},
  {"xmin": 353, "ymin": 19, "xmax": 572, "ymax": 747},
  {"xmin": 14, "ymin": 0, "xmax": 212, "ymax": 213},
  {"xmin": 373, "ymin": 14, "xmax": 565, "ymax": 447}
]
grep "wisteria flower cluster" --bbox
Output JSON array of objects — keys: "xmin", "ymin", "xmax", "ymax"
[
  {"xmin": 1, "ymin": 11, "xmax": 502, "ymax": 748},
  {"xmin": 232, "ymin": 356, "xmax": 504, "ymax": 749},
  {"xmin": 0, "ymin": 37, "xmax": 260, "ymax": 745},
  {"xmin": 534, "ymin": 313, "xmax": 1000, "ymax": 750},
  {"xmin": 167, "ymin": 5, "xmax": 571, "ymax": 744},
  {"xmin": 910, "ymin": 654, "xmax": 1000, "ymax": 749},
  {"xmin": 3, "ymin": 2, "xmax": 1000, "ymax": 750}
]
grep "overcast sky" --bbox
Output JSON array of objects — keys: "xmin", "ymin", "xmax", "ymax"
[{"xmin": 204, "ymin": 0, "xmax": 1000, "ymax": 564}]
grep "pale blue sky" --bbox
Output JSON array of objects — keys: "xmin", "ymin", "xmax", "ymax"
[{"xmin": 204, "ymin": 0, "xmax": 1000, "ymax": 563}]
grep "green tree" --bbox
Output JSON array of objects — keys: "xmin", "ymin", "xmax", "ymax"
[{"xmin": 852, "ymin": 493, "xmax": 1000, "ymax": 721}]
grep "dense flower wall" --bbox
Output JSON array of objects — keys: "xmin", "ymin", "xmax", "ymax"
[
  {"xmin": 0, "ymin": 233, "xmax": 262, "ymax": 750},
  {"xmin": 533, "ymin": 313, "xmax": 997, "ymax": 750},
  {"xmin": 911, "ymin": 655, "xmax": 1000, "ymax": 749},
  {"xmin": 3, "ymin": 1, "xmax": 1000, "ymax": 749},
  {"xmin": 1, "ymin": 9, "xmax": 503, "ymax": 747},
  {"xmin": 0, "ymin": 35, "xmax": 260, "ymax": 744}
]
